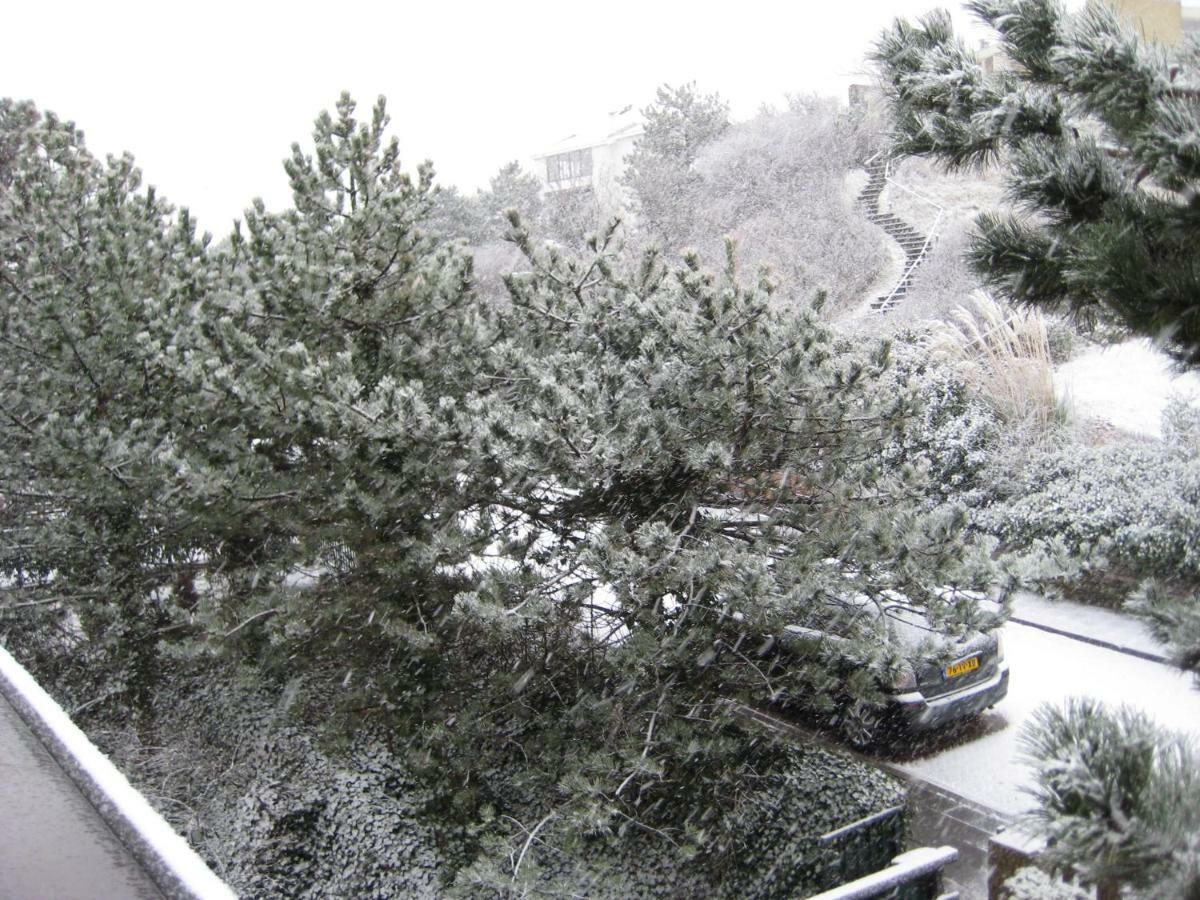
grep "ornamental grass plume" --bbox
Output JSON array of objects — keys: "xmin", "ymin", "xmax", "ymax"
[{"xmin": 931, "ymin": 292, "xmax": 1062, "ymax": 431}]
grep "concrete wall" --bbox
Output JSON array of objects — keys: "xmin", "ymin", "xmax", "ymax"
[
  {"xmin": 1184, "ymin": 5, "xmax": 1200, "ymax": 35},
  {"xmin": 1110, "ymin": 0, "xmax": 1184, "ymax": 44}
]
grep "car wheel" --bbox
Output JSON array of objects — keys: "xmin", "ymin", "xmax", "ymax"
[{"xmin": 839, "ymin": 700, "xmax": 882, "ymax": 750}]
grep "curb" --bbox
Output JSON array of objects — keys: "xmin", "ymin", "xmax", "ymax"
[
  {"xmin": 1008, "ymin": 616, "xmax": 1170, "ymax": 665},
  {"xmin": 0, "ymin": 644, "xmax": 236, "ymax": 900}
]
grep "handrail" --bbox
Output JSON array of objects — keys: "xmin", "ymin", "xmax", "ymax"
[
  {"xmin": 811, "ymin": 846, "xmax": 959, "ymax": 899},
  {"xmin": 875, "ymin": 207, "xmax": 944, "ymax": 312},
  {"xmin": 881, "ymin": 175, "xmax": 944, "ymax": 213},
  {"xmin": 819, "ymin": 805, "xmax": 905, "ymax": 844},
  {"xmin": 869, "ymin": 154, "xmax": 945, "ymax": 313}
]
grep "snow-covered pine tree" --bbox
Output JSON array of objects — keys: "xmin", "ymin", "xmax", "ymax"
[
  {"xmin": 0, "ymin": 99, "xmax": 217, "ymax": 717},
  {"xmin": 466, "ymin": 213, "xmax": 1004, "ymax": 728},
  {"xmin": 410, "ymin": 215, "xmax": 1007, "ymax": 890},
  {"xmin": 871, "ymin": 0, "xmax": 1200, "ymax": 366},
  {"xmin": 427, "ymin": 160, "xmax": 542, "ymax": 247},
  {"xmin": 480, "ymin": 160, "xmax": 542, "ymax": 241},
  {"xmin": 1019, "ymin": 698, "xmax": 1200, "ymax": 899},
  {"xmin": 622, "ymin": 82, "xmax": 729, "ymax": 250},
  {"xmin": 198, "ymin": 93, "xmax": 499, "ymax": 656}
]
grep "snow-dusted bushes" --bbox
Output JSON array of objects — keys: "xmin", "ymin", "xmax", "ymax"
[
  {"xmin": 975, "ymin": 432, "xmax": 1200, "ymax": 588},
  {"xmin": 691, "ymin": 99, "xmax": 887, "ymax": 315},
  {"xmin": 972, "ymin": 400, "xmax": 1200, "ymax": 673},
  {"xmin": 229, "ymin": 729, "xmax": 442, "ymax": 898},
  {"xmin": 1000, "ymin": 866, "xmax": 1092, "ymax": 900},
  {"xmin": 447, "ymin": 734, "xmax": 904, "ymax": 898},
  {"xmin": 880, "ymin": 338, "xmax": 1002, "ymax": 506},
  {"xmin": 37, "ymin": 655, "xmax": 445, "ymax": 898}
]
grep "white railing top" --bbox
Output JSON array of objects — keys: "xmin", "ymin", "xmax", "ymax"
[
  {"xmin": 810, "ymin": 845, "xmax": 959, "ymax": 899},
  {"xmin": 882, "ymin": 175, "xmax": 945, "ymax": 216},
  {"xmin": 0, "ymin": 644, "xmax": 237, "ymax": 900}
]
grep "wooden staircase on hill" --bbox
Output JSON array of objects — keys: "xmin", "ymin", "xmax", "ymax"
[{"xmin": 858, "ymin": 154, "xmax": 943, "ymax": 314}]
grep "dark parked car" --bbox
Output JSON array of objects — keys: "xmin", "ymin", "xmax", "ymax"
[{"xmin": 779, "ymin": 597, "xmax": 1009, "ymax": 748}]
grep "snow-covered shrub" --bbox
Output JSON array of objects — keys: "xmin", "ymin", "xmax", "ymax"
[
  {"xmin": 977, "ymin": 404, "xmax": 1200, "ymax": 672},
  {"xmin": 1000, "ymin": 866, "xmax": 1091, "ymax": 900},
  {"xmin": 881, "ymin": 339, "xmax": 1002, "ymax": 505},
  {"xmin": 1163, "ymin": 395, "xmax": 1200, "ymax": 454},
  {"xmin": 975, "ymin": 439, "xmax": 1200, "ymax": 586},
  {"xmin": 448, "ymin": 740, "xmax": 904, "ymax": 899},
  {"xmin": 1126, "ymin": 579, "xmax": 1200, "ymax": 681},
  {"xmin": 1020, "ymin": 699, "xmax": 1200, "ymax": 898},
  {"xmin": 709, "ymin": 744, "xmax": 904, "ymax": 898},
  {"xmin": 228, "ymin": 728, "xmax": 441, "ymax": 899},
  {"xmin": 58, "ymin": 658, "xmax": 442, "ymax": 898},
  {"xmin": 1043, "ymin": 315, "xmax": 1080, "ymax": 365}
]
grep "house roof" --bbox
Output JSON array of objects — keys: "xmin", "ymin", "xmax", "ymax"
[{"xmin": 533, "ymin": 105, "xmax": 644, "ymax": 160}]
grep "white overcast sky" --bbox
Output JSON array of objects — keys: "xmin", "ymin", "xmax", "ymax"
[{"xmin": 4, "ymin": 0, "xmax": 1028, "ymax": 234}]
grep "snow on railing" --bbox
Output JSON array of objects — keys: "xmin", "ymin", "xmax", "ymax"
[
  {"xmin": 0, "ymin": 644, "xmax": 236, "ymax": 900},
  {"xmin": 809, "ymin": 845, "xmax": 959, "ymax": 899}
]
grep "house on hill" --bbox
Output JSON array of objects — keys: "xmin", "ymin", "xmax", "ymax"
[{"xmin": 531, "ymin": 106, "xmax": 643, "ymax": 218}]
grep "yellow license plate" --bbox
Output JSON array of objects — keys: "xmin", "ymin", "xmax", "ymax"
[{"xmin": 945, "ymin": 657, "xmax": 980, "ymax": 678}]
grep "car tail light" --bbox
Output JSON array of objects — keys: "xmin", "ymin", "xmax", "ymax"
[
  {"xmin": 995, "ymin": 633, "xmax": 1005, "ymax": 662},
  {"xmin": 889, "ymin": 662, "xmax": 918, "ymax": 692}
]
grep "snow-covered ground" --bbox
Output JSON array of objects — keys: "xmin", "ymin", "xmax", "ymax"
[
  {"xmin": 1056, "ymin": 338, "xmax": 1200, "ymax": 438},
  {"xmin": 895, "ymin": 611, "xmax": 1200, "ymax": 818}
]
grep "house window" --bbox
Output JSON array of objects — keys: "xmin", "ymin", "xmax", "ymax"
[{"xmin": 545, "ymin": 148, "xmax": 593, "ymax": 185}]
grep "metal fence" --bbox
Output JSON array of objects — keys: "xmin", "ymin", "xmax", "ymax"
[{"xmin": 814, "ymin": 805, "xmax": 958, "ymax": 899}]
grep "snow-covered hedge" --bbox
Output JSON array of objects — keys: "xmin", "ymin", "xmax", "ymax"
[
  {"xmin": 17, "ymin": 644, "xmax": 904, "ymax": 900},
  {"xmin": 975, "ymin": 434, "xmax": 1200, "ymax": 585},
  {"xmin": 1000, "ymin": 866, "xmax": 1091, "ymax": 900},
  {"xmin": 451, "ymin": 742, "xmax": 904, "ymax": 898},
  {"xmin": 69, "ymin": 665, "xmax": 446, "ymax": 899}
]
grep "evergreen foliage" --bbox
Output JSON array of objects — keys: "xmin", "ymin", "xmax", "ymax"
[
  {"xmin": 880, "ymin": 337, "xmax": 1002, "ymax": 506},
  {"xmin": 622, "ymin": 82, "xmax": 730, "ymax": 250},
  {"xmin": 203, "ymin": 93, "xmax": 497, "ymax": 643},
  {"xmin": 1020, "ymin": 698, "xmax": 1200, "ymax": 898},
  {"xmin": 428, "ymin": 160, "xmax": 543, "ymax": 247},
  {"xmin": 0, "ymin": 98, "xmax": 216, "ymax": 718},
  {"xmin": 1001, "ymin": 866, "xmax": 1093, "ymax": 899},
  {"xmin": 872, "ymin": 0, "xmax": 1200, "ymax": 366},
  {"xmin": 2, "ymin": 93, "xmax": 999, "ymax": 894}
]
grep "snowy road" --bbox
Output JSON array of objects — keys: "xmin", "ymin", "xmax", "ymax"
[{"xmin": 888, "ymin": 617, "xmax": 1200, "ymax": 817}]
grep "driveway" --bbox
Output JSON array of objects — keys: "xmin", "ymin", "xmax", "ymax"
[{"xmin": 890, "ymin": 598, "xmax": 1200, "ymax": 818}]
